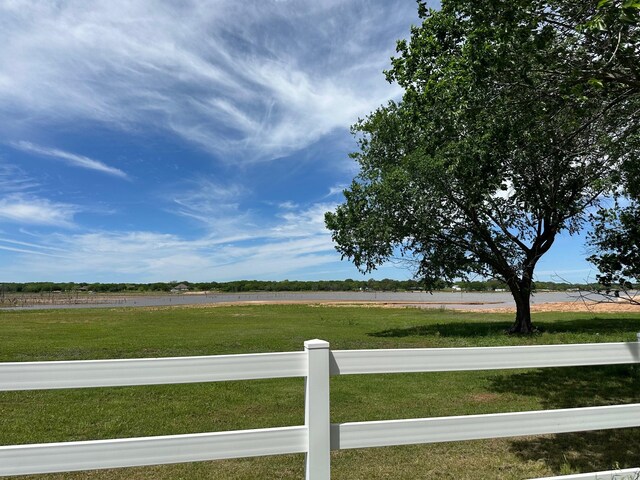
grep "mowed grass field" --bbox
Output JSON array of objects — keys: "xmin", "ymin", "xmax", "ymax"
[{"xmin": 1, "ymin": 304, "xmax": 640, "ymax": 479}]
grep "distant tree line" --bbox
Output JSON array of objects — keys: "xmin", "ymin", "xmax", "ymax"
[
  {"xmin": 0, "ymin": 279, "xmax": 422, "ymax": 293},
  {"xmin": 0, "ymin": 279, "xmax": 616, "ymax": 294}
]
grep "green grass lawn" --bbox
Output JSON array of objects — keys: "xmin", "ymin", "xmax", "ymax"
[{"xmin": 1, "ymin": 304, "xmax": 639, "ymax": 479}]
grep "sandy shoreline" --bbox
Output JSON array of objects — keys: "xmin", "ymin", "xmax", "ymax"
[
  {"xmin": 146, "ymin": 298, "xmax": 640, "ymax": 313},
  {"xmin": 463, "ymin": 301, "xmax": 640, "ymax": 313}
]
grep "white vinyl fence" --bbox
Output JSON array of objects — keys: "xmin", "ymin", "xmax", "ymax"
[{"xmin": 1, "ymin": 338, "xmax": 640, "ymax": 479}]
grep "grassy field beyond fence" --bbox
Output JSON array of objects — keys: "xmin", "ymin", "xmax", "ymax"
[{"xmin": 1, "ymin": 304, "xmax": 639, "ymax": 479}]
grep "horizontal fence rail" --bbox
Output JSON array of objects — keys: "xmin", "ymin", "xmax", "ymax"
[
  {"xmin": 0, "ymin": 426, "xmax": 307, "ymax": 477},
  {"xmin": 3, "ymin": 342, "xmax": 638, "ymax": 391},
  {"xmin": 0, "ymin": 351, "xmax": 306, "ymax": 391},
  {"xmin": 1, "ymin": 339, "xmax": 639, "ymax": 479},
  {"xmin": 331, "ymin": 342, "xmax": 640, "ymax": 375},
  {"xmin": 331, "ymin": 403, "xmax": 640, "ymax": 450}
]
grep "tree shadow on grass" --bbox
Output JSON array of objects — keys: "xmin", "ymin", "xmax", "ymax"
[
  {"xmin": 368, "ymin": 315, "xmax": 640, "ymax": 473},
  {"xmin": 369, "ymin": 321, "xmax": 513, "ymax": 338},
  {"xmin": 537, "ymin": 317, "xmax": 640, "ymax": 335},
  {"xmin": 489, "ymin": 365, "xmax": 640, "ymax": 473},
  {"xmin": 368, "ymin": 317, "xmax": 640, "ymax": 338},
  {"xmin": 510, "ymin": 428, "xmax": 640, "ymax": 473}
]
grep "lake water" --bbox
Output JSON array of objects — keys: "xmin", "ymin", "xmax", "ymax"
[{"xmin": 1, "ymin": 290, "xmax": 583, "ymax": 311}]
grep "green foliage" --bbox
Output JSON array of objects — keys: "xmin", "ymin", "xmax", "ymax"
[
  {"xmin": 326, "ymin": 0, "xmax": 639, "ymax": 332},
  {"xmin": 588, "ymin": 202, "xmax": 640, "ymax": 289},
  {"xmin": 557, "ymin": 0, "xmax": 640, "ymax": 91}
]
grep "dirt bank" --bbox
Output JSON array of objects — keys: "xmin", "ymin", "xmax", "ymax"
[
  {"xmin": 151, "ymin": 299, "xmax": 640, "ymax": 313},
  {"xmin": 464, "ymin": 301, "xmax": 640, "ymax": 314}
]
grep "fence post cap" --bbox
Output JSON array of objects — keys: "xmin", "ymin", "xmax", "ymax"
[{"xmin": 304, "ymin": 339, "xmax": 330, "ymax": 350}]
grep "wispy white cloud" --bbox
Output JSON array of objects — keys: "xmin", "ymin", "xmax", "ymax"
[
  {"xmin": 13, "ymin": 141, "xmax": 128, "ymax": 179},
  {"xmin": 171, "ymin": 179, "xmax": 252, "ymax": 235},
  {"xmin": 278, "ymin": 201, "xmax": 298, "ymax": 210},
  {"xmin": 0, "ymin": 162, "xmax": 40, "ymax": 193},
  {"xmin": 171, "ymin": 177, "xmax": 335, "ymax": 239},
  {"xmin": 0, "ymin": 228, "xmax": 336, "ymax": 282},
  {"xmin": 0, "ymin": 198, "xmax": 343, "ymax": 281},
  {"xmin": 0, "ymin": 243, "xmax": 65, "ymax": 257},
  {"xmin": 326, "ymin": 184, "xmax": 346, "ymax": 197},
  {"xmin": 0, "ymin": 237, "xmax": 68, "ymax": 252},
  {"xmin": 0, "ymin": 161, "xmax": 81, "ymax": 229},
  {"xmin": 0, "ymin": 0, "xmax": 416, "ymax": 162},
  {"xmin": 0, "ymin": 194, "xmax": 78, "ymax": 228},
  {"xmin": 271, "ymin": 202, "xmax": 335, "ymax": 238}
]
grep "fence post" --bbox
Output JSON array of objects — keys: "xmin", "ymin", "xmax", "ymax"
[{"xmin": 304, "ymin": 339, "xmax": 331, "ymax": 480}]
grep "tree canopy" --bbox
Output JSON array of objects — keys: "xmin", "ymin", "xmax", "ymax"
[
  {"xmin": 588, "ymin": 203, "xmax": 640, "ymax": 293},
  {"xmin": 326, "ymin": 0, "xmax": 639, "ymax": 333},
  {"xmin": 584, "ymin": 0, "xmax": 640, "ymax": 296}
]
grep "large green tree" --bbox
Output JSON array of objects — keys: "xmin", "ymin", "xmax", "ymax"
[{"xmin": 326, "ymin": 0, "xmax": 638, "ymax": 333}]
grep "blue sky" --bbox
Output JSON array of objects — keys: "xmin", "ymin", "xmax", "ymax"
[{"xmin": 0, "ymin": 0, "xmax": 597, "ymax": 283}]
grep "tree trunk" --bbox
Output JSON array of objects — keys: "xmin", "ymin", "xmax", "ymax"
[{"xmin": 508, "ymin": 280, "xmax": 535, "ymax": 334}]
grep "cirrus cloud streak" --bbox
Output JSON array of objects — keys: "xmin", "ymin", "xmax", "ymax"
[
  {"xmin": 12, "ymin": 141, "xmax": 128, "ymax": 179},
  {"xmin": 0, "ymin": 0, "xmax": 417, "ymax": 162}
]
